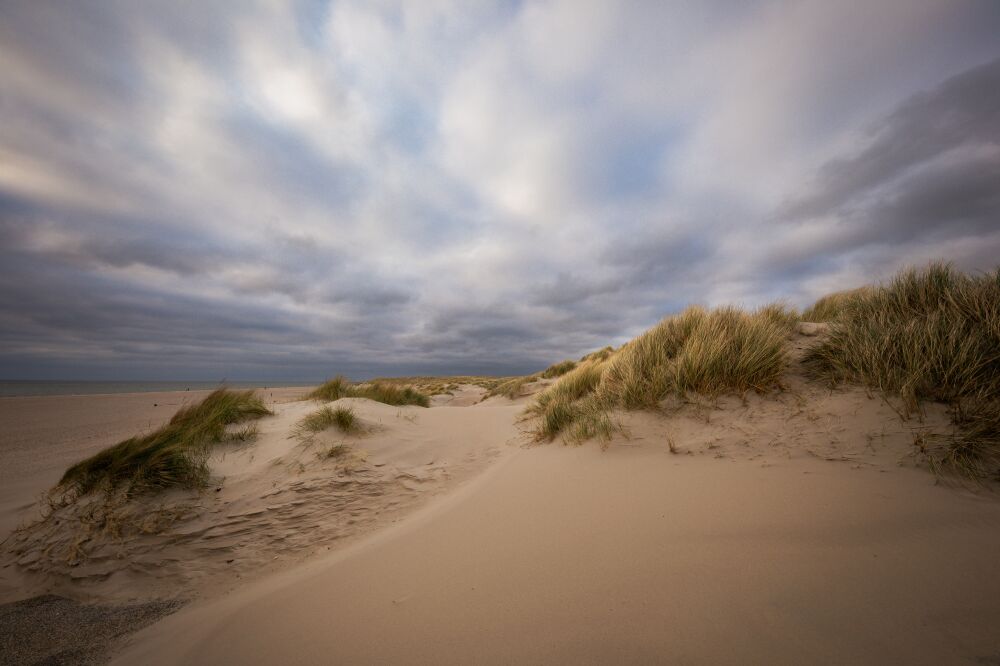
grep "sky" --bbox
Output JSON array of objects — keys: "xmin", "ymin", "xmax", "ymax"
[{"xmin": 1, "ymin": 0, "xmax": 999, "ymax": 381}]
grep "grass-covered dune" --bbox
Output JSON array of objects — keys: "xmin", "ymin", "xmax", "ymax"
[
  {"xmin": 530, "ymin": 304, "xmax": 795, "ymax": 441},
  {"xmin": 366, "ymin": 375, "xmax": 517, "ymax": 395},
  {"xmin": 532, "ymin": 262, "xmax": 999, "ymax": 480},
  {"xmin": 805, "ymin": 263, "xmax": 1000, "ymax": 478},
  {"xmin": 57, "ymin": 389, "xmax": 271, "ymax": 499},
  {"xmin": 308, "ymin": 377, "xmax": 431, "ymax": 407}
]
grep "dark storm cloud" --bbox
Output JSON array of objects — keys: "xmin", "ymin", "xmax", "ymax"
[
  {"xmin": 741, "ymin": 56, "xmax": 1000, "ymax": 300},
  {"xmin": 780, "ymin": 57, "xmax": 1000, "ymax": 224}
]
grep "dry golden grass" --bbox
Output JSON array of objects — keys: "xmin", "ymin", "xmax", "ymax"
[
  {"xmin": 801, "ymin": 287, "xmax": 870, "ymax": 322},
  {"xmin": 487, "ymin": 374, "xmax": 539, "ymax": 400},
  {"xmin": 580, "ymin": 346, "xmax": 616, "ymax": 363},
  {"xmin": 297, "ymin": 405, "xmax": 359, "ymax": 435},
  {"xmin": 541, "ymin": 360, "xmax": 578, "ymax": 379},
  {"xmin": 531, "ymin": 305, "xmax": 788, "ymax": 442},
  {"xmin": 368, "ymin": 375, "xmax": 518, "ymax": 395},
  {"xmin": 309, "ymin": 377, "xmax": 430, "ymax": 407},
  {"xmin": 806, "ymin": 263, "xmax": 1000, "ymax": 479},
  {"xmin": 57, "ymin": 389, "xmax": 271, "ymax": 499}
]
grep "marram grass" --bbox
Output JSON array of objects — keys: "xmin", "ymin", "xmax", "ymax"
[
  {"xmin": 801, "ymin": 287, "xmax": 870, "ymax": 322},
  {"xmin": 57, "ymin": 389, "xmax": 271, "ymax": 499},
  {"xmin": 541, "ymin": 359, "xmax": 578, "ymax": 379},
  {"xmin": 297, "ymin": 405, "xmax": 359, "ymax": 435},
  {"xmin": 531, "ymin": 305, "xmax": 789, "ymax": 442},
  {"xmin": 308, "ymin": 376, "xmax": 430, "ymax": 407},
  {"xmin": 487, "ymin": 374, "xmax": 539, "ymax": 400},
  {"xmin": 806, "ymin": 263, "xmax": 1000, "ymax": 479}
]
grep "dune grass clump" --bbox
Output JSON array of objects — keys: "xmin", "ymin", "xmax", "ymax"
[
  {"xmin": 917, "ymin": 401, "xmax": 1000, "ymax": 480},
  {"xmin": 532, "ymin": 305, "xmax": 789, "ymax": 442},
  {"xmin": 57, "ymin": 389, "xmax": 271, "ymax": 499},
  {"xmin": 805, "ymin": 264, "xmax": 1000, "ymax": 408},
  {"xmin": 487, "ymin": 374, "xmax": 539, "ymax": 400},
  {"xmin": 308, "ymin": 376, "xmax": 351, "ymax": 401},
  {"xmin": 805, "ymin": 263, "xmax": 1000, "ymax": 479},
  {"xmin": 801, "ymin": 287, "xmax": 870, "ymax": 322},
  {"xmin": 531, "ymin": 361, "xmax": 614, "ymax": 442},
  {"xmin": 542, "ymin": 359, "xmax": 577, "ymax": 379},
  {"xmin": 298, "ymin": 405, "xmax": 359, "ymax": 435},
  {"xmin": 670, "ymin": 307, "xmax": 790, "ymax": 396},
  {"xmin": 755, "ymin": 302, "xmax": 800, "ymax": 333},
  {"xmin": 580, "ymin": 346, "xmax": 616, "ymax": 363},
  {"xmin": 598, "ymin": 306, "xmax": 787, "ymax": 408},
  {"xmin": 352, "ymin": 382, "xmax": 430, "ymax": 407},
  {"xmin": 308, "ymin": 377, "xmax": 429, "ymax": 407},
  {"xmin": 370, "ymin": 375, "xmax": 515, "ymax": 394},
  {"xmin": 534, "ymin": 361, "xmax": 606, "ymax": 412}
]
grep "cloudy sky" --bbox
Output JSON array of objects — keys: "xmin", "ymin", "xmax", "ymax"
[{"xmin": 1, "ymin": 1, "xmax": 999, "ymax": 381}]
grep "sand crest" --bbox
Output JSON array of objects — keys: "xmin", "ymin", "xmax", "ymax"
[{"xmin": 2, "ymin": 391, "xmax": 523, "ymax": 603}]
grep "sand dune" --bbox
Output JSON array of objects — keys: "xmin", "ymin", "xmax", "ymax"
[
  {"xmin": 116, "ymin": 426, "xmax": 1000, "ymax": 665},
  {"xmin": 3, "ymin": 328, "xmax": 1000, "ymax": 663},
  {"xmin": 2, "ymin": 390, "xmax": 522, "ymax": 603}
]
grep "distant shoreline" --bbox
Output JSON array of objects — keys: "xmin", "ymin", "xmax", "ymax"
[{"xmin": 0, "ymin": 380, "xmax": 318, "ymax": 398}]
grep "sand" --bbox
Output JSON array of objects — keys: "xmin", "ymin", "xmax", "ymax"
[
  {"xmin": 0, "ymin": 387, "xmax": 311, "ymax": 559},
  {"xmin": 1, "ymin": 387, "xmax": 522, "ymax": 604},
  {"xmin": 3, "ymin": 360, "xmax": 1000, "ymax": 664},
  {"xmin": 116, "ymin": 447, "xmax": 1000, "ymax": 665}
]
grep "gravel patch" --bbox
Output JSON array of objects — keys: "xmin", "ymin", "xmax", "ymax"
[{"xmin": 0, "ymin": 595, "xmax": 182, "ymax": 665}]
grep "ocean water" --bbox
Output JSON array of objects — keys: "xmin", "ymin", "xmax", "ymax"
[{"xmin": 0, "ymin": 381, "xmax": 316, "ymax": 398}]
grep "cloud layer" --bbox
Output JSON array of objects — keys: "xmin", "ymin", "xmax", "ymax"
[{"xmin": 2, "ymin": 1, "xmax": 999, "ymax": 380}]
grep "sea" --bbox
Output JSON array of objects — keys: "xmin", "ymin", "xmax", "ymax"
[{"xmin": 0, "ymin": 381, "xmax": 317, "ymax": 398}]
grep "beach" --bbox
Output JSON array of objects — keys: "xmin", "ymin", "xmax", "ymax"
[{"xmin": 2, "ymin": 370, "xmax": 1000, "ymax": 664}]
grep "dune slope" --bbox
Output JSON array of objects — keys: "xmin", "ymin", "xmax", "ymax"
[{"xmin": 116, "ymin": 440, "xmax": 1000, "ymax": 665}]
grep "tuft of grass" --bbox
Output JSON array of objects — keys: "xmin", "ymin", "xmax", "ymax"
[
  {"xmin": 541, "ymin": 359, "xmax": 577, "ymax": 379},
  {"xmin": 365, "ymin": 375, "xmax": 516, "ymax": 394},
  {"xmin": 487, "ymin": 374, "xmax": 539, "ymax": 400},
  {"xmin": 916, "ymin": 400, "xmax": 1000, "ymax": 481},
  {"xmin": 535, "ymin": 398, "xmax": 581, "ymax": 442},
  {"xmin": 57, "ymin": 389, "xmax": 271, "ymax": 499},
  {"xmin": 801, "ymin": 287, "xmax": 870, "ymax": 322},
  {"xmin": 308, "ymin": 377, "xmax": 429, "ymax": 407},
  {"xmin": 598, "ymin": 305, "xmax": 787, "ymax": 408},
  {"xmin": 670, "ymin": 306, "xmax": 789, "ymax": 396},
  {"xmin": 227, "ymin": 423, "xmax": 259, "ymax": 442},
  {"xmin": 531, "ymin": 362, "xmax": 608, "ymax": 442},
  {"xmin": 533, "ymin": 361, "xmax": 606, "ymax": 413},
  {"xmin": 531, "ymin": 305, "xmax": 788, "ymax": 442},
  {"xmin": 298, "ymin": 406, "xmax": 359, "ymax": 435},
  {"xmin": 324, "ymin": 444, "xmax": 350, "ymax": 459},
  {"xmin": 755, "ymin": 302, "xmax": 800, "ymax": 333},
  {"xmin": 580, "ymin": 346, "xmax": 615, "ymax": 363},
  {"xmin": 308, "ymin": 376, "xmax": 351, "ymax": 401},
  {"xmin": 352, "ymin": 382, "xmax": 430, "ymax": 407},
  {"xmin": 805, "ymin": 262, "xmax": 1000, "ymax": 479},
  {"xmin": 597, "ymin": 306, "xmax": 709, "ymax": 409}
]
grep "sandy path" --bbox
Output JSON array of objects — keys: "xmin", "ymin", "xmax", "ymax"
[{"xmin": 117, "ymin": 443, "xmax": 1000, "ymax": 665}]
